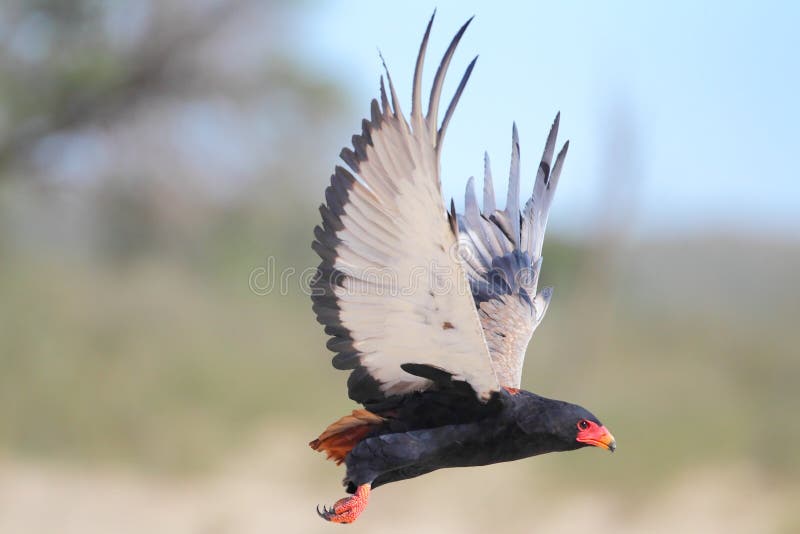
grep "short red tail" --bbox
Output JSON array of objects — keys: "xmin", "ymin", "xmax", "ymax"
[{"xmin": 309, "ymin": 410, "xmax": 384, "ymax": 465}]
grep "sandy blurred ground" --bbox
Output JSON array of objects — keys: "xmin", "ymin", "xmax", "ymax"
[{"xmin": 1, "ymin": 428, "xmax": 796, "ymax": 534}]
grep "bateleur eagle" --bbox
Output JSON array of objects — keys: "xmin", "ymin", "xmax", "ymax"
[{"xmin": 309, "ymin": 14, "xmax": 615, "ymax": 524}]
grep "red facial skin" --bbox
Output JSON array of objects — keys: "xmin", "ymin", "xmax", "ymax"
[{"xmin": 575, "ymin": 419, "xmax": 616, "ymax": 452}]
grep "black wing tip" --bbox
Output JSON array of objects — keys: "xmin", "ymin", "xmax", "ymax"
[
  {"xmin": 332, "ymin": 351, "xmax": 359, "ymax": 370},
  {"xmin": 427, "ymin": 10, "xmax": 437, "ymax": 30},
  {"xmin": 465, "ymin": 55, "xmax": 479, "ymax": 77},
  {"xmin": 437, "ymin": 55, "xmax": 478, "ymax": 145},
  {"xmin": 549, "ymin": 112, "xmax": 561, "ymax": 138},
  {"xmin": 451, "ymin": 16, "xmax": 475, "ymax": 40},
  {"xmin": 512, "ymin": 122, "xmax": 520, "ymax": 149},
  {"xmin": 447, "ymin": 198, "xmax": 459, "ymax": 234},
  {"xmin": 400, "ymin": 363, "xmax": 454, "ymax": 385},
  {"xmin": 413, "ymin": 12, "xmax": 437, "ymax": 119},
  {"xmin": 348, "ymin": 366, "xmax": 385, "ymax": 405},
  {"xmin": 377, "ymin": 49, "xmax": 390, "ymax": 84},
  {"xmin": 450, "ymin": 16, "xmax": 474, "ymax": 61},
  {"xmin": 427, "ymin": 13, "xmax": 477, "ymax": 122}
]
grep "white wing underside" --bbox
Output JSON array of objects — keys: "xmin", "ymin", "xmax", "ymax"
[{"xmin": 312, "ymin": 17, "xmax": 500, "ymax": 402}]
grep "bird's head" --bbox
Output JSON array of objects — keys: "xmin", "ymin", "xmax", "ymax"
[
  {"xmin": 515, "ymin": 394, "xmax": 616, "ymax": 454},
  {"xmin": 573, "ymin": 414, "xmax": 616, "ymax": 452}
]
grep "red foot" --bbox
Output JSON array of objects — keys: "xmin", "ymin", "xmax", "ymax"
[
  {"xmin": 317, "ymin": 484, "xmax": 371, "ymax": 524},
  {"xmin": 503, "ymin": 386, "xmax": 521, "ymax": 395}
]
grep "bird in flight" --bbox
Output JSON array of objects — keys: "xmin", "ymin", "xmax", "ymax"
[{"xmin": 309, "ymin": 14, "xmax": 615, "ymax": 524}]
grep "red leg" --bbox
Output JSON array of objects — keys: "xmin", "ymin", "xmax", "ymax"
[{"xmin": 317, "ymin": 484, "xmax": 371, "ymax": 524}]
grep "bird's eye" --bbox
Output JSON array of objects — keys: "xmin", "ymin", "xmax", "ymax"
[{"xmin": 577, "ymin": 419, "xmax": 590, "ymax": 431}]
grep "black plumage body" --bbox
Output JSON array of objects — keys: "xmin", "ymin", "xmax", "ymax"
[{"xmin": 344, "ymin": 385, "xmax": 598, "ymax": 493}]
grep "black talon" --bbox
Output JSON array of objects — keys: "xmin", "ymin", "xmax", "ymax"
[{"xmin": 317, "ymin": 504, "xmax": 334, "ymax": 521}]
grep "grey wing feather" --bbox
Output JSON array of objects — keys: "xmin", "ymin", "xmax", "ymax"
[
  {"xmin": 483, "ymin": 152, "xmax": 496, "ymax": 213},
  {"xmin": 457, "ymin": 114, "xmax": 568, "ymax": 387}
]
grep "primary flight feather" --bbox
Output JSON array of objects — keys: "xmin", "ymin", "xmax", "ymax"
[{"xmin": 310, "ymin": 14, "xmax": 615, "ymax": 524}]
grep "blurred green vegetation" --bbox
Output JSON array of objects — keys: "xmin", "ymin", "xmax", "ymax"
[
  {"xmin": 0, "ymin": 0, "xmax": 346, "ymax": 472},
  {"xmin": 2, "ymin": 223, "xmax": 799, "ymax": 488}
]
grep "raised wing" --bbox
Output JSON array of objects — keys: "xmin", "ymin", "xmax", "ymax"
[
  {"xmin": 311, "ymin": 16, "xmax": 499, "ymax": 405},
  {"xmin": 457, "ymin": 116, "xmax": 568, "ymax": 388}
]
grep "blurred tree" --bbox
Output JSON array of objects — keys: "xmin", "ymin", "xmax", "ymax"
[
  {"xmin": 0, "ymin": 0, "xmax": 348, "ymax": 264},
  {"xmin": 0, "ymin": 0, "xmax": 351, "ymax": 471}
]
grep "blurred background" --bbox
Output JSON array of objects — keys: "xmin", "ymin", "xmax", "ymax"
[{"xmin": 1, "ymin": 1, "xmax": 798, "ymax": 532}]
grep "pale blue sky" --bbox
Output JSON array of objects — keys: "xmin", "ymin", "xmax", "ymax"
[{"xmin": 304, "ymin": 1, "xmax": 799, "ymax": 239}]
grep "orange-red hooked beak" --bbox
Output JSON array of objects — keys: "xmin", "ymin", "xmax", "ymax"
[{"xmin": 576, "ymin": 423, "xmax": 616, "ymax": 452}]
